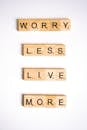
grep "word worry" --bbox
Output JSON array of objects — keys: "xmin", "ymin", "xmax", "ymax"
[
  {"xmin": 23, "ymin": 94, "xmax": 66, "ymax": 108},
  {"xmin": 17, "ymin": 18, "xmax": 71, "ymax": 31}
]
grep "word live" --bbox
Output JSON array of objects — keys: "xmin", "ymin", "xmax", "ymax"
[
  {"xmin": 23, "ymin": 68, "xmax": 66, "ymax": 81},
  {"xmin": 22, "ymin": 44, "xmax": 65, "ymax": 56},
  {"xmin": 17, "ymin": 18, "xmax": 71, "ymax": 31},
  {"xmin": 23, "ymin": 94, "xmax": 66, "ymax": 108}
]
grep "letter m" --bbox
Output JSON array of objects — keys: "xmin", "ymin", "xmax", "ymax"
[{"xmin": 26, "ymin": 99, "xmax": 33, "ymax": 106}]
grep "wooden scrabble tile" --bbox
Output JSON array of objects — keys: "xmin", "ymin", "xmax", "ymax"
[
  {"xmin": 23, "ymin": 94, "xmax": 66, "ymax": 108},
  {"xmin": 17, "ymin": 18, "xmax": 71, "ymax": 31},
  {"xmin": 22, "ymin": 68, "xmax": 66, "ymax": 81},
  {"xmin": 22, "ymin": 44, "xmax": 65, "ymax": 56}
]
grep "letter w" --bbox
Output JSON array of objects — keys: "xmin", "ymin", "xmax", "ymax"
[{"xmin": 20, "ymin": 22, "xmax": 28, "ymax": 29}]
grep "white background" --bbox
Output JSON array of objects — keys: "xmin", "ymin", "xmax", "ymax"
[{"xmin": 0, "ymin": 0, "xmax": 87, "ymax": 130}]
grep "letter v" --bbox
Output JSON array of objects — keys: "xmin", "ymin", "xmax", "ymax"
[{"xmin": 48, "ymin": 72, "xmax": 53, "ymax": 78}]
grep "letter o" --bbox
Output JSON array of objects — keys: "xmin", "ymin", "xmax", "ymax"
[
  {"xmin": 37, "ymin": 98, "xmax": 43, "ymax": 105},
  {"xmin": 31, "ymin": 22, "xmax": 37, "ymax": 28}
]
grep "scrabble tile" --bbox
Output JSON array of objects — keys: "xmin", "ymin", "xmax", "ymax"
[
  {"xmin": 22, "ymin": 68, "xmax": 66, "ymax": 81},
  {"xmin": 17, "ymin": 18, "xmax": 71, "ymax": 31},
  {"xmin": 22, "ymin": 44, "xmax": 65, "ymax": 56},
  {"xmin": 23, "ymin": 94, "xmax": 66, "ymax": 108}
]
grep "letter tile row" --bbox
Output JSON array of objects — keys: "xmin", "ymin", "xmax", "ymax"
[
  {"xmin": 17, "ymin": 18, "xmax": 71, "ymax": 31},
  {"xmin": 23, "ymin": 94, "xmax": 66, "ymax": 108}
]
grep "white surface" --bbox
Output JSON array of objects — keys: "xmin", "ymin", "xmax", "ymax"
[{"xmin": 0, "ymin": 0, "xmax": 87, "ymax": 130}]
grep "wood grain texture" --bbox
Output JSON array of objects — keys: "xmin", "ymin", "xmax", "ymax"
[
  {"xmin": 22, "ymin": 44, "xmax": 65, "ymax": 56},
  {"xmin": 22, "ymin": 68, "xmax": 66, "ymax": 81},
  {"xmin": 23, "ymin": 94, "xmax": 66, "ymax": 108},
  {"xmin": 17, "ymin": 18, "xmax": 71, "ymax": 31}
]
